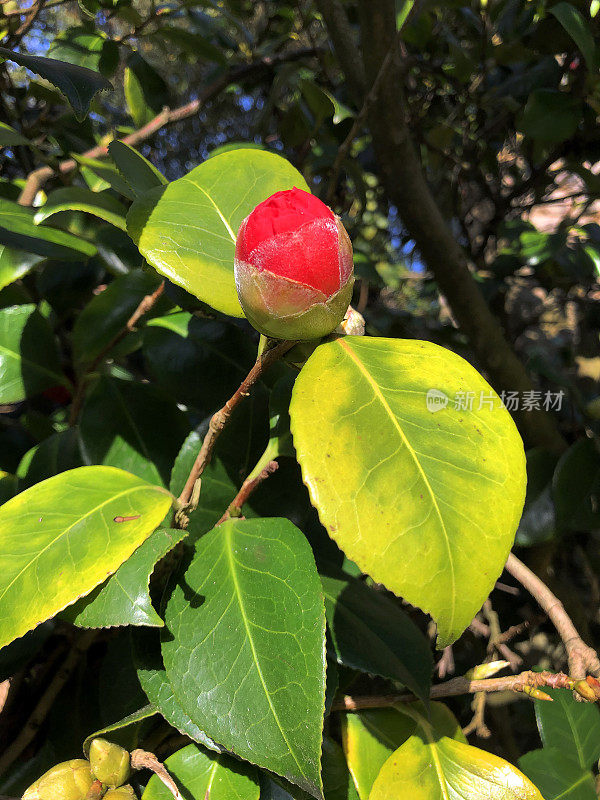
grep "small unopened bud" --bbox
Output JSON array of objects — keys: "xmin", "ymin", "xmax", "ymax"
[
  {"xmin": 104, "ymin": 786, "xmax": 137, "ymax": 799},
  {"xmin": 521, "ymin": 685, "xmax": 553, "ymax": 702},
  {"xmin": 88, "ymin": 738, "xmax": 131, "ymax": 788},
  {"xmin": 465, "ymin": 660, "xmax": 511, "ymax": 680},
  {"xmin": 574, "ymin": 679, "xmax": 598, "ymax": 702},
  {"xmin": 586, "ymin": 675, "xmax": 600, "ymax": 699},
  {"xmin": 22, "ymin": 759, "xmax": 93, "ymax": 800}
]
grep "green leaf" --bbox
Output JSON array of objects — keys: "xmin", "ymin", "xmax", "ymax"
[
  {"xmin": 320, "ymin": 571, "xmax": 432, "ymax": 702},
  {"xmin": 369, "ymin": 704, "xmax": 543, "ymax": 800},
  {"xmin": 0, "ymin": 244, "xmax": 42, "ymax": 291},
  {"xmin": 0, "ymin": 46, "xmax": 113, "ymax": 122},
  {"xmin": 72, "ymin": 270, "xmax": 165, "ymax": 370},
  {"xmin": 534, "ymin": 687, "xmax": 600, "ymax": 769},
  {"xmin": 519, "ymin": 748, "xmax": 596, "ymax": 800},
  {"xmin": 342, "ymin": 705, "xmax": 464, "ymax": 800},
  {"xmin": 73, "ymin": 154, "xmax": 137, "ymax": 200},
  {"xmin": 142, "ymin": 312, "xmax": 258, "ymax": 411},
  {"xmin": 0, "ymin": 197, "xmax": 97, "ymax": 260},
  {"xmin": 83, "ymin": 705, "xmax": 159, "ymax": 756},
  {"xmin": 162, "ymin": 518, "xmax": 326, "ymax": 798},
  {"xmin": 17, "ymin": 428, "xmax": 83, "ymax": 489},
  {"xmin": 322, "ymin": 738, "xmax": 359, "ymax": 800},
  {"xmin": 553, "ymin": 439, "xmax": 600, "ymax": 532},
  {"xmin": 79, "ymin": 377, "xmax": 190, "ymax": 487},
  {"xmin": 289, "ymin": 337, "xmax": 526, "ymax": 646},
  {"xmin": 127, "ymin": 149, "xmax": 309, "ymax": 318},
  {"xmin": 64, "ymin": 527, "xmax": 186, "ymax": 628},
  {"xmin": 141, "ymin": 743, "xmax": 260, "ymax": 800},
  {"xmin": 48, "ymin": 27, "xmax": 119, "ymax": 76},
  {"xmin": 151, "ymin": 27, "xmax": 227, "ymax": 65},
  {"xmin": 108, "ymin": 141, "xmax": 168, "ymax": 197},
  {"xmin": 132, "ymin": 628, "xmax": 223, "ymax": 752},
  {"xmin": 34, "ymin": 188, "xmax": 128, "ymax": 231},
  {"xmin": 0, "ymin": 466, "xmax": 172, "ymax": 649},
  {"xmin": 515, "ymin": 448, "xmax": 559, "ymax": 547},
  {"xmin": 550, "ymin": 2, "xmax": 597, "ymax": 71},
  {"xmin": 518, "ymin": 89, "xmax": 581, "ymax": 145},
  {"xmin": 0, "ymin": 304, "xmax": 67, "ymax": 404},
  {"xmin": 0, "ymin": 121, "xmax": 30, "ymax": 147},
  {"xmin": 124, "ymin": 52, "xmax": 169, "ymax": 127}
]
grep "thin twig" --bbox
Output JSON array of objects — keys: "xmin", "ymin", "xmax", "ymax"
[
  {"xmin": 176, "ymin": 340, "xmax": 295, "ymax": 524},
  {"xmin": 68, "ymin": 281, "xmax": 165, "ymax": 426},
  {"xmin": 505, "ymin": 553, "xmax": 600, "ymax": 680},
  {"xmin": 17, "ymin": 48, "xmax": 319, "ymax": 206},
  {"xmin": 0, "ymin": 630, "xmax": 96, "ymax": 776},
  {"xmin": 217, "ymin": 460, "xmax": 279, "ymax": 525},
  {"xmin": 332, "ymin": 669, "xmax": 592, "ymax": 711}
]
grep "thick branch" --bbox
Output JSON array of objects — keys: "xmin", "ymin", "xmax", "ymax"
[
  {"xmin": 17, "ymin": 47, "xmax": 318, "ymax": 206},
  {"xmin": 505, "ymin": 553, "xmax": 600, "ymax": 680},
  {"xmin": 336, "ymin": 0, "xmax": 566, "ymax": 453},
  {"xmin": 176, "ymin": 340, "xmax": 296, "ymax": 518}
]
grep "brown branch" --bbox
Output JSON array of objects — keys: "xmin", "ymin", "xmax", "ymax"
[
  {"xmin": 130, "ymin": 750, "xmax": 182, "ymax": 800},
  {"xmin": 176, "ymin": 340, "xmax": 295, "ymax": 523},
  {"xmin": 17, "ymin": 47, "xmax": 319, "ymax": 206},
  {"xmin": 217, "ymin": 460, "xmax": 279, "ymax": 525},
  {"xmin": 332, "ymin": 669, "xmax": 594, "ymax": 711},
  {"xmin": 0, "ymin": 630, "xmax": 96, "ymax": 776},
  {"xmin": 68, "ymin": 280, "xmax": 165, "ymax": 426},
  {"xmin": 505, "ymin": 552, "xmax": 600, "ymax": 680}
]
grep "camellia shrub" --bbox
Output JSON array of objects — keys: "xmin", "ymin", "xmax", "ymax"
[{"xmin": 1, "ymin": 139, "xmax": 599, "ymax": 800}]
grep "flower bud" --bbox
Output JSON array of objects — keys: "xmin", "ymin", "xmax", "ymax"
[
  {"xmin": 22, "ymin": 759, "xmax": 93, "ymax": 800},
  {"xmin": 465, "ymin": 660, "xmax": 510, "ymax": 681},
  {"xmin": 234, "ymin": 188, "xmax": 354, "ymax": 341},
  {"xmin": 88, "ymin": 738, "xmax": 131, "ymax": 788},
  {"xmin": 104, "ymin": 786, "xmax": 137, "ymax": 799}
]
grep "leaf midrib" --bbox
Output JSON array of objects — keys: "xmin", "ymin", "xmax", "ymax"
[
  {"xmin": 335, "ymin": 338, "xmax": 457, "ymax": 634},
  {"xmin": 223, "ymin": 526, "xmax": 309, "ymax": 785}
]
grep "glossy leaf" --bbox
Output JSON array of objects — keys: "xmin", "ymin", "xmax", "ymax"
[
  {"xmin": 322, "ymin": 738, "xmax": 359, "ymax": 800},
  {"xmin": 515, "ymin": 448, "xmax": 559, "ymax": 547},
  {"xmin": 369, "ymin": 704, "xmax": 543, "ymax": 800},
  {"xmin": 65, "ymin": 527, "xmax": 186, "ymax": 628},
  {"xmin": 73, "ymin": 154, "xmax": 136, "ymax": 200},
  {"xmin": 0, "ymin": 198, "xmax": 96, "ymax": 260},
  {"xmin": 519, "ymin": 748, "xmax": 596, "ymax": 800},
  {"xmin": 141, "ymin": 743, "xmax": 260, "ymax": 800},
  {"xmin": 0, "ymin": 46, "xmax": 112, "ymax": 121},
  {"xmin": 550, "ymin": 2, "xmax": 597, "ymax": 71},
  {"xmin": 518, "ymin": 89, "xmax": 580, "ymax": 145},
  {"xmin": 0, "ymin": 244, "xmax": 42, "ymax": 292},
  {"xmin": 162, "ymin": 518, "xmax": 326, "ymax": 797},
  {"xmin": 48, "ymin": 26, "xmax": 118, "ymax": 76},
  {"xmin": 0, "ymin": 466, "xmax": 172, "ymax": 649},
  {"xmin": 108, "ymin": 141, "xmax": 168, "ymax": 197},
  {"xmin": 124, "ymin": 52, "xmax": 169, "ymax": 127},
  {"xmin": 0, "ymin": 304, "xmax": 67, "ymax": 404},
  {"xmin": 34, "ymin": 188, "xmax": 128, "ymax": 231},
  {"xmin": 290, "ymin": 337, "xmax": 526, "ymax": 646},
  {"xmin": 83, "ymin": 705, "xmax": 158, "ymax": 756},
  {"xmin": 342, "ymin": 705, "xmax": 464, "ymax": 800},
  {"xmin": 534, "ymin": 688, "xmax": 600, "ymax": 769},
  {"xmin": 320, "ymin": 571, "xmax": 432, "ymax": 702},
  {"xmin": 79, "ymin": 377, "xmax": 190, "ymax": 487},
  {"xmin": 132, "ymin": 628, "xmax": 224, "ymax": 752},
  {"xmin": 72, "ymin": 270, "xmax": 165, "ymax": 370},
  {"xmin": 142, "ymin": 312, "xmax": 258, "ymax": 411},
  {"xmin": 127, "ymin": 149, "xmax": 309, "ymax": 317}
]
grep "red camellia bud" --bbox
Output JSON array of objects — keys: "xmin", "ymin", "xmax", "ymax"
[{"xmin": 234, "ymin": 187, "xmax": 354, "ymax": 341}]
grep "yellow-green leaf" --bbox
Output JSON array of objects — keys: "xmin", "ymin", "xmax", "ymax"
[
  {"xmin": 290, "ymin": 337, "xmax": 526, "ymax": 646},
  {"xmin": 0, "ymin": 466, "xmax": 172, "ymax": 649},
  {"xmin": 127, "ymin": 149, "xmax": 309, "ymax": 318}
]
